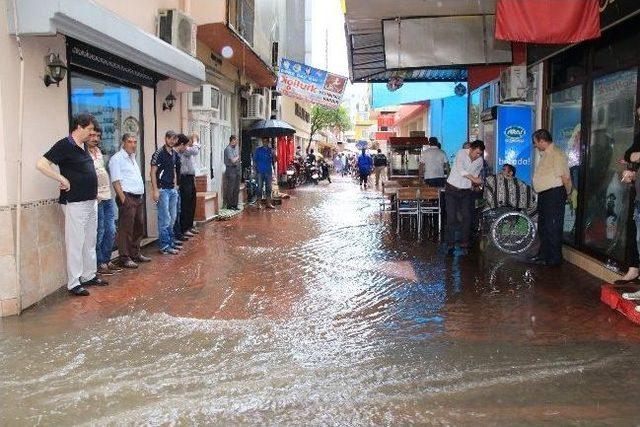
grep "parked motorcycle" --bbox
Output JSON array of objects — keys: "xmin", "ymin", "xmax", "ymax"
[{"xmin": 285, "ymin": 162, "xmax": 298, "ymax": 189}]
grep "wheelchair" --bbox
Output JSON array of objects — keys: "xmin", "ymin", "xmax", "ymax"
[{"xmin": 480, "ymin": 205, "xmax": 537, "ymax": 255}]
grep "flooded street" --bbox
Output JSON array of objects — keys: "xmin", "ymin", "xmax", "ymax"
[{"xmin": 2, "ymin": 177, "xmax": 640, "ymax": 425}]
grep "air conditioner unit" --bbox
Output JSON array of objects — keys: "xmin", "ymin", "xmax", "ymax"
[
  {"xmin": 246, "ymin": 94, "xmax": 266, "ymax": 119},
  {"xmin": 157, "ymin": 9, "xmax": 197, "ymax": 56},
  {"xmin": 188, "ymin": 84, "xmax": 221, "ymax": 111},
  {"xmin": 499, "ymin": 66, "xmax": 528, "ymax": 102}
]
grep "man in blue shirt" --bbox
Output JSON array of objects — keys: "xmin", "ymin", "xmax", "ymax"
[
  {"xmin": 253, "ymin": 137, "xmax": 276, "ymax": 209},
  {"xmin": 357, "ymin": 149, "xmax": 373, "ymax": 189}
]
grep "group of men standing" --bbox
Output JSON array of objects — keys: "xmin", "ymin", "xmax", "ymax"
[{"xmin": 36, "ymin": 114, "xmax": 202, "ymax": 296}]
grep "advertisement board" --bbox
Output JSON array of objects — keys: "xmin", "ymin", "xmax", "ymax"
[
  {"xmin": 276, "ymin": 58, "xmax": 347, "ymax": 109},
  {"xmin": 496, "ymin": 105, "xmax": 533, "ymax": 184}
]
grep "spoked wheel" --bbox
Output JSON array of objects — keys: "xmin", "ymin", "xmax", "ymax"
[{"xmin": 490, "ymin": 211, "xmax": 536, "ymax": 254}]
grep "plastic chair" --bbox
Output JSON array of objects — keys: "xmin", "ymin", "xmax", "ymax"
[{"xmin": 396, "ymin": 187, "xmax": 420, "ymax": 236}]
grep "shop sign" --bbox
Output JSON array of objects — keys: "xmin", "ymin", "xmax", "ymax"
[
  {"xmin": 67, "ymin": 38, "xmax": 163, "ymax": 87},
  {"xmin": 504, "ymin": 125, "xmax": 526, "ymax": 143},
  {"xmin": 276, "ymin": 58, "xmax": 347, "ymax": 109}
]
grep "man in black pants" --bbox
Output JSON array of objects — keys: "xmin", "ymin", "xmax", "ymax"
[
  {"xmin": 442, "ymin": 140, "xmax": 485, "ymax": 256},
  {"xmin": 530, "ymin": 129, "xmax": 571, "ymax": 267}
]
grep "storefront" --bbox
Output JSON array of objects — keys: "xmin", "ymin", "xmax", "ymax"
[{"xmin": 529, "ymin": 4, "xmax": 640, "ymax": 268}]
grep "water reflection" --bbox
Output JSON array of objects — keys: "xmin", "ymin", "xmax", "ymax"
[{"xmin": 2, "ymin": 178, "xmax": 640, "ymax": 424}]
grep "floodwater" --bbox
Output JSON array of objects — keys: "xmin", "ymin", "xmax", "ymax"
[{"xmin": 2, "ymin": 176, "xmax": 640, "ymax": 425}]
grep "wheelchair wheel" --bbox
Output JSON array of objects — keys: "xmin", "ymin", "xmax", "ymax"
[{"xmin": 490, "ymin": 211, "xmax": 536, "ymax": 254}]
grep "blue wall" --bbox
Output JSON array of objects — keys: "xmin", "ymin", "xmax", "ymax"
[
  {"xmin": 372, "ymin": 82, "xmax": 466, "ymax": 109},
  {"xmin": 429, "ymin": 95, "xmax": 468, "ymax": 162}
]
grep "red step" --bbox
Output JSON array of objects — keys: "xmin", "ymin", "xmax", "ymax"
[{"xmin": 601, "ymin": 283, "xmax": 640, "ymax": 325}]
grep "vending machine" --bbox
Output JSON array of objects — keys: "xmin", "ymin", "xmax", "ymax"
[{"xmin": 480, "ymin": 105, "xmax": 534, "ymax": 184}]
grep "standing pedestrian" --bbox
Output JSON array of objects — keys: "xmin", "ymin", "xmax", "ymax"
[
  {"xmin": 357, "ymin": 149, "xmax": 373, "ymax": 189},
  {"xmin": 373, "ymin": 148, "xmax": 388, "ymax": 187},
  {"xmin": 530, "ymin": 129, "xmax": 571, "ymax": 267},
  {"xmin": 151, "ymin": 130, "xmax": 181, "ymax": 254},
  {"xmin": 442, "ymin": 140, "xmax": 485, "ymax": 256},
  {"xmin": 36, "ymin": 114, "xmax": 108, "ymax": 296},
  {"xmin": 178, "ymin": 133, "xmax": 201, "ymax": 234},
  {"xmin": 87, "ymin": 126, "xmax": 121, "ymax": 276},
  {"xmin": 224, "ymin": 135, "xmax": 241, "ymax": 210},
  {"xmin": 420, "ymin": 137, "xmax": 448, "ymax": 188},
  {"xmin": 109, "ymin": 133, "xmax": 149, "ymax": 268},
  {"xmin": 333, "ymin": 154, "xmax": 343, "ymax": 175},
  {"xmin": 254, "ymin": 137, "xmax": 276, "ymax": 209}
]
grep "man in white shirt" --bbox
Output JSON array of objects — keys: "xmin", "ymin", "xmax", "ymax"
[
  {"xmin": 108, "ymin": 133, "xmax": 149, "ymax": 269},
  {"xmin": 443, "ymin": 139, "xmax": 485, "ymax": 255},
  {"xmin": 420, "ymin": 137, "xmax": 449, "ymax": 187}
]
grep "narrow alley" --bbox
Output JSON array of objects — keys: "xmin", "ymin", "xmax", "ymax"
[{"xmin": 2, "ymin": 178, "xmax": 640, "ymax": 425}]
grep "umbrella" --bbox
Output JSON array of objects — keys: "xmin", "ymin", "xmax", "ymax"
[{"xmin": 247, "ymin": 119, "xmax": 296, "ymax": 138}]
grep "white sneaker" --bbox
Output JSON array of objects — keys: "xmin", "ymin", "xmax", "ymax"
[{"xmin": 621, "ymin": 290, "xmax": 640, "ymax": 300}]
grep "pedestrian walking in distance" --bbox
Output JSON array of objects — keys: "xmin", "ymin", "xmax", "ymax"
[
  {"xmin": 529, "ymin": 129, "xmax": 571, "ymax": 267},
  {"xmin": 357, "ymin": 148, "xmax": 373, "ymax": 189},
  {"xmin": 373, "ymin": 148, "xmax": 388, "ymax": 187},
  {"xmin": 36, "ymin": 113, "xmax": 109, "ymax": 296}
]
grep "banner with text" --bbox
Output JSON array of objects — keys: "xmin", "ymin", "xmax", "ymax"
[{"xmin": 277, "ymin": 58, "xmax": 347, "ymax": 109}]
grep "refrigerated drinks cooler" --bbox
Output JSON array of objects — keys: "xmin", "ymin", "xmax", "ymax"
[{"xmin": 480, "ymin": 105, "xmax": 534, "ymax": 184}]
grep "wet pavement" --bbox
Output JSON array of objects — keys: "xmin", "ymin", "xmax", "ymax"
[{"xmin": 2, "ymin": 176, "xmax": 640, "ymax": 425}]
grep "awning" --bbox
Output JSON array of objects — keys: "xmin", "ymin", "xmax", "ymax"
[
  {"xmin": 198, "ymin": 23, "xmax": 277, "ymax": 88},
  {"xmin": 344, "ymin": 0, "xmax": 509, "ymax": 83},
  {"xmin": 8, "ymin": 0, "xmax": 205, "ymax": 87}
]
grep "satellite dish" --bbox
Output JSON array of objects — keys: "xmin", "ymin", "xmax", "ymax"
[{"xmin": 454, "ymin": 83, "xmax": 467, "ymax": 97}]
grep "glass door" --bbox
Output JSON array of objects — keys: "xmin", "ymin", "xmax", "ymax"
[
  {"xmin": 582, "ymin": 68, "xmax": 637, "ymax": 262},
  {"xmin": 549, "ymin": 85, "xmax": 583, "ymax": 244}
]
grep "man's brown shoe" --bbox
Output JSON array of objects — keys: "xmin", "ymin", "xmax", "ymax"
[
  {"xmin": 266, "ymin": 203, "xmax": 276, "ymax": 209},
  {"xmin": 97, "ymin": 264, "xmax": 116, "ymax": 276},
  {"xmin": 107, "ymin": 261, "xmax": 123, "ymax": 272},
  {"xmin": 132, "ymin": 254, "xmax": 152, "ymax": 263}
]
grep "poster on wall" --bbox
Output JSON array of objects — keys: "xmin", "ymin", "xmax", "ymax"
[{"xmin": 276, "ymin": 58, "xmax": 347, "ymax": 109}]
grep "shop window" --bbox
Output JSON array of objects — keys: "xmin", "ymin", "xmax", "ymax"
[
  {"xmin": 550, "ymin": 44, "xmax": 587, "ymax": 89},
  {"xmin": 582, "ymin": 68, "xmax": 637, "ymax": 263},
  {"xmin": 549, "ymin": 85, "xmax": 583, "ymax": 245},
  {"xmin": 593, "ymin": 14, "xmax": 640, "ymax": 72},
  {"xmin": 70, "ymin": 71, "xmax": 143, "ymax": 169}
]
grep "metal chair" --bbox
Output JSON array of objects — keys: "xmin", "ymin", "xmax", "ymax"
[
  {"xmin": 396, "ymin": 187, "xmax": 420, "ymax": 236},
  {"xmin": 418, "ymin": 186, "xmax": 442, "ymax": 239}
]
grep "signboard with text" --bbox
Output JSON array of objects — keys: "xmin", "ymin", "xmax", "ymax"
[
  {"xmin": 276, "ymin": 58, "xmax": 347, "ymax": 109},
  {"xmin": 497, "ymin": 105, "xmax": 533, "ymax": 184}
]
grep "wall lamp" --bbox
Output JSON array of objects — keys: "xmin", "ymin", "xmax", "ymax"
[
  {"xmin": 43, "ymin": 53, "xmax": 67, "ymax": 87},
  {"xmin": 162, "ymin": 91, "xmax": 177, "ymax": 111}
]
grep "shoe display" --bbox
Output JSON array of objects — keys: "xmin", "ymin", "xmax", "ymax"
[
  {"xmin": 97, "ymin": 264, "xmax": 116, "ymax": 276},
  {"xmin": 69, "ymin": 285, "xmax": 90, "ymax": 296},
  {"xmin": 622, "ymin": 290, "xmax": 640, "ymax": 300},
  {"xmin": 81, "ymin": 276, "xmax": 109, "ymax": 286},
  {"xmin": 122, "ymin": 259, "xmax": 139, "ymax": 269},
  {"xmin": 132, "ymin": 254, "xmax": 151, "ymax": 263}
]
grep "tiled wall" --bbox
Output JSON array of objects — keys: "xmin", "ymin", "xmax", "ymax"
[{"xmin": 0, "ymin": 199, "xmax": 67, "ymax": 316}]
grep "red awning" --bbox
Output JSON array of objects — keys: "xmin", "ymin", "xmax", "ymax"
[
  {"xmin": 198, "ymin": 23, "xmax": 277, "ymax": 88},
  {"xmin": 495, "ymin": 0, "xmax": 600, "ymax": 44}
]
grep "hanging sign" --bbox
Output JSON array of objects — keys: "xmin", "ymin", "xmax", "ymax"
[{"xmin": 276, "ymin": 58, "xmax": 347, "ymax": 109}]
